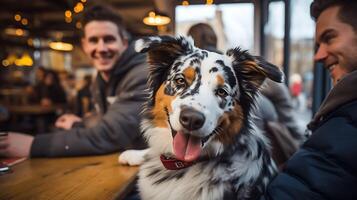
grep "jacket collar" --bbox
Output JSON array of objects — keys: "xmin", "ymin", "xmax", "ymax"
[{"xmin": 308, "ymin": 70, "xmax": 357, "ymax": 130}]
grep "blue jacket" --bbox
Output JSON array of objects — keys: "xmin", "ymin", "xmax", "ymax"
[{"xmin": 262, "ymin": 71, "xmax": 357, "ymax": 200}]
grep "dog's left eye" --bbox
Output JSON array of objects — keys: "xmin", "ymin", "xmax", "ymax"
[
  {"xmin": 175, "ymin": 77, "xmax": 186, "ymax": 87},
  {"xmin": 216, "ymin": 88, "xmax": 229, "ymax": 98}
]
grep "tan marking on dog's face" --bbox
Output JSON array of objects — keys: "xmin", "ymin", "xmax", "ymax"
[
  {"xmin": 214, "ymin": 102, "xmax": 244, "ymax": 144},
  {"xmin": 216, "ymin": 75, "xmax": 225, "ymax": 86},
  {"xmin": 151, "ymin": 84, "xmax": 176, "ymax": 128},
  {"xmin": 183, "ymin": 66, "xmax": 196, "ymax": 85}
]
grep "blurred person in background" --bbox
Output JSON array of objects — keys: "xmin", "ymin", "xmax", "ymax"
[
  {"xmin": 76, "ymin": 75, "xmax": 93, "ymax": 117},
  {"xmin": 290, "ymin": 73, "xmax": 305, "ymax": 110},
  {"xmin": 40, "ymin": 70, "xmax": 67, "ymax": 107},
  {"xmin": 0, "ymin": 4, "xmax": 148, "ymax": 158},
  {"xmin": 26, "ymin": 66, "xmax": 47, "ymax": 103},
  {"xmin": 187, "ymin": 23, "xmax": 222, "ymax": 54},
  {"xmin": 59, "ymin": 72, "xmax": 78, "ymax": 113},
  {"xmin": 261, "ymin": 0, "xmax": 357, "ymax": 199}
]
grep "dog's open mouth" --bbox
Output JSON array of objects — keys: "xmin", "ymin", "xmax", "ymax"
[
  {"xmin": 173, "ymin": 131, "xmax": 202, "ymax": 162},
  {"xmin": 171, "ymin": 129, "xmax": 219, "ymax": 162}
]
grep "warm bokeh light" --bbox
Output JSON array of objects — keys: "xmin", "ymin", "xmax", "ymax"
[
  {"xmin": 3, "ymin": 53, "xmax": 33, "ymax": 67},
  {"xmin": 49, "ymin": 41, "xmax": 74, "ymax": 51},
  {"xmin": 182, "ymin": 1, "xmax": 189, "ymax": 6},
  {"xmin": 27, "ymin": 38, "xmax": 33, "ymax": 46},
  {"xmin": 15, "ymin": 28, "xmax": 24, "ymax": 36},
  {"xmin": 206, "ymin": 0, "xmax": 214, "ymax": 5},
  {"xmin": 21, "ymin": 18, "xmax": 28, "ymax": 25},
  {"xmin": 149, "ymin": 11, "xmax": 155, "ymax": 17},
  {"xmin": 15, "ymin": 53, "xmax": 33, "ymax": 67},
  {"xmin": 2, "ymin": 59, "xmax": 10, "ymax": 67},
  {"xmin": 74, "ymin": 2, "xmax": 84, "ymax": 13},
  {"xmin": 5, "ymin": 28, "xmax": 28, "ymax": 37},
  {"xmin": 65, "ymin": 10, "xmax": 72, "ymax": 18},
  {"xmin": 76, "ymin": 21, "xmax": 82, "ymax": 29},
  {"xmin": 65, "ymin": 17, "xmax": 72, "ymax": 23},
  {"xmin": 81, "ymin": 0, "xmax": 87, "ymax": 3},
  {"xmin": 14, "ymin": 14, "xmax": 21, "ymax": 21}
]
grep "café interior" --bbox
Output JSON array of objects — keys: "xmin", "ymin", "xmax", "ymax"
[
  {"xmin": 0, "ymin": 0, "xmax": 319, "ymax": 132},
  {"xmin": 0, "ymin": 0, "xmax": 322, "ymax": 199}
]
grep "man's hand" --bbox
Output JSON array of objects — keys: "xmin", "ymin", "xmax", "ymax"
[
  {"xmin": 55, "ymin": 114, "xmax": 82, "ymax": 130},
  {"xmin": 0, "ymin": 132, "xmax": 34, "ymax": 157}
]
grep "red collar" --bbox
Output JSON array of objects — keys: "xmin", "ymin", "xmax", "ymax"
[{"xmin": 160, "ymin": 155, "xmax": 195, "ymax": 170}]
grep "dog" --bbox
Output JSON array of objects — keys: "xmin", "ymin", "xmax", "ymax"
[{"xmin": 119, "ymin": 36, "xmax": 283, "ymax": 200}]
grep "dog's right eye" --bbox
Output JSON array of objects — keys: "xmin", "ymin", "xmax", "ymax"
[
  {"xmin": 175, "ymin": 78, "xmax": 186, "ymax": 87},
  {"xmin": 216, "ymin": 88, "xmax": 229, "ymax": 98}
]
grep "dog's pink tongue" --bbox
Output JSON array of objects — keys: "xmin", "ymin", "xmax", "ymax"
[{"xmin": 173, "ymin": 131, "xmax": 202, "ymax": 162}]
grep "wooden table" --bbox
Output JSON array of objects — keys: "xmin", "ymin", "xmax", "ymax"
[{"xmin": 0, "ymin": 154, "xmax": 139, "ymax": 200}]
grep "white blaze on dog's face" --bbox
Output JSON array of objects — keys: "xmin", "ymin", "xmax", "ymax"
[
  {"xmin": 166, "ymin": 53, "xmax": 243, "ymax": 162},
  {"xmin": 137, "ymin": 36, "xmax": 283, "ymax": 162}
]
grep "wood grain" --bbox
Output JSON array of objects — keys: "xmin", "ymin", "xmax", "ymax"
[{"xmin": 0, "ymin": 154, "xmax": 139, "ymax": 200}]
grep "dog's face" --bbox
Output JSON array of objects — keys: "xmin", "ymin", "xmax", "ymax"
[{"xmin": 136, "ymin": 36, "xmax": 283, "ymax": 162}]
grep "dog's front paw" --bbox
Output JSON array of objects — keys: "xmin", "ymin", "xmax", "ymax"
[{"xmin": 118, "ymin": 149, "xmax": 149, "ymax": 166}]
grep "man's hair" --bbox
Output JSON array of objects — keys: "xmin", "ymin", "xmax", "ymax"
[
  {"xmin": 310, "ymin": 0, "xmax": 357, "ymax": 31},
  {"xmin": 81, "ymin": 4, "xmax": 130, "ymax": 40}
]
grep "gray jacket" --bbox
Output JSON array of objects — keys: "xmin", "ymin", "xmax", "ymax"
[
  {"xmin": 260, "ymin": 79, "xmax": 305, "ymax": 139},
  {"xmin": 31, "ymin": 41, "xmax": 149, "ymax": 157}
]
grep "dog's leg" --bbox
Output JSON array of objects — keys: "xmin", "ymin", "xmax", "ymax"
[{"xmin": 118, "ymin": 149, "xmax": 149, "ymax": 166}]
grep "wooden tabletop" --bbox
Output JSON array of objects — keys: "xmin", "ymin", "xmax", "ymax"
[{"xmin": 0, "ymin": 154, "xmax": 139, "ymax": 200}]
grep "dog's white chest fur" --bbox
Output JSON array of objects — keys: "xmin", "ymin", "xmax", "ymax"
[
  {"xmin": 138, "ymin": 148, "xmax": 273, "ymax": 200},
  {"xmin": 139, "ymin": 155, "xmax": 226, "ymax": 200}
]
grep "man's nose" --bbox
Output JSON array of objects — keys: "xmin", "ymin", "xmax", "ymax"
[
  {"xmin": 97, "ymin": 40, "xmax": 108, "ymax": 52},
  {"xmin": 314, "ymin": 45, "xmax": 328, "ymax": 62}
]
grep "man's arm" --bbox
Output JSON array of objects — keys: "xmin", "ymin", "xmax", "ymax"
[
  {"xmin": 30, "ymin": 67, "xmax": 148, "ymax": 157},
  {"xmin": 261, "ymin": 118, "xmax": 357, "ymax": 199},
  {"xmin": 261, "ymin": 79, "xmax": 305, "ymax": 139}
]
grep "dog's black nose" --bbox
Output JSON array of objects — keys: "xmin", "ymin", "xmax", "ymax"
[{"xmin": 179, "ymin": 108, "xmax": 205, "ymax": 131}]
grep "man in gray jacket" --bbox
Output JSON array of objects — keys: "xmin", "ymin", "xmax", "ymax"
[{"xmin": 0, "ymin": 5, "xmax": 148, "ymax": 157}]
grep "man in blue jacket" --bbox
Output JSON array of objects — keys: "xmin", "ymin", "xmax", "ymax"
[{"xmin": 262, "ymin": 0, "xmax": 357, "ymax": 199}]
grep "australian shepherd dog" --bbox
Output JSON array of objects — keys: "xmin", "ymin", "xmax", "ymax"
[{"xmin": 119, "ymin": 36, "xmax": 284, "ymax": 200}]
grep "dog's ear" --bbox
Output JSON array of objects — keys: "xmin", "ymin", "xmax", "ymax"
[
  {"xmin": 135, "ymin": 36, "xmax": 194, "ymax": 73},
  {"xmin": 135, "ymin": 36, "xmax": 195, "ymax": 94},
  {"xmin": 227, "ymin": 47, "xmax": 284, "ymax": 92}
]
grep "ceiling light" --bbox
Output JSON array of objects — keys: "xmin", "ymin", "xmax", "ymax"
[
  {"xmin": 143, "ymin": 11, "xmax": 171, "ymax": 26},
  {"xmin": 49, "ymin": 41, "xmax": 73, "ymax": 51}
]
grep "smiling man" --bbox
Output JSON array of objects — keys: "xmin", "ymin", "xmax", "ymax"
[
  {"xmin": 0, "ymin": 5, "xmax": 148, "ymax": 157},
  {"xmin": 260, "ymin": 0, "xmax": 357, "ymax": 199}
]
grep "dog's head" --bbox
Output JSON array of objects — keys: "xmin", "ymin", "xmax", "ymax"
[{"xmin": 136, "ymin": 36, "xmax": 283, "ymax": 162}]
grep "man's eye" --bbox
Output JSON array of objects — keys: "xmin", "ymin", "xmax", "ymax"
[
  {"xmin": 216, "ymin": 88, "xmax": 228, "ymax": 98},
  {"xmin": 104, "ymin": 36, "xmax": 116, "ymax": 43},
  {"xmin": 175, "ymin": 78, "xmax": 186, "ymax": 87},
  {"xmin": 89, "ymin": 37, "xmax": 98, "ymax": 43}
]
